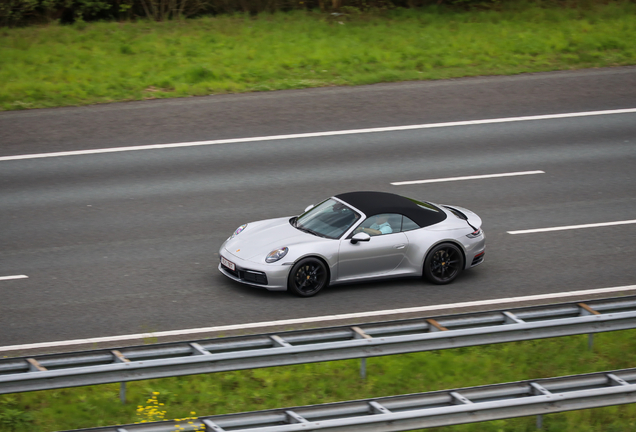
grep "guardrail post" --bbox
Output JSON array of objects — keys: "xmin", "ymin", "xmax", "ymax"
[
  {"xmin": 352, "ymin": 326, "xmax": 372, "ymax": 379},
  {"xmin": 578, "ymin": 303, "xmax": 599, "ymax": 351},
  {"xmin": 530, "ymin": 381, "xmax": 550, "ymax": 429},
  {"xmin": 112, "ymin": 350, "xmax": 130, "ymax": 404}
]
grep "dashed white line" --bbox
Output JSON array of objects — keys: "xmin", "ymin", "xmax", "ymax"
[
  {"xmin": 1, "ymin": 108, "xmax": 635, "ymax": 162},
  {"xmin": 508, "ymin": 220, "xmax": 636, "ymax": 235},
  {"xmin": 391, "ymin": 170, "xmax": 544, "ymax": 186},
  {"xmin": 2, "ymin": 284, "xmax": 635, "ymax": 352},
  {"xmin": 0, "ymin": 275, "xmax": 28, "ymax": 281}
]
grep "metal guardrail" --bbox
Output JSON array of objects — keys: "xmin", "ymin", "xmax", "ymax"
[
  {"xmin": 64, "ymin": 367, "xmax": 636, "ymax": 432},
  {"xmin": 2, "ymin": 296, "xmax": 636, "ymax": 395}
]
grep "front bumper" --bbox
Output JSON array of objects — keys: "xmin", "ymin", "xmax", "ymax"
[{"xmin": 218, "ymin": 248, "xmax": 290, "ymax": 291}]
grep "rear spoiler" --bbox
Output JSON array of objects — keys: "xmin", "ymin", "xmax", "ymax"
[{"xmin": 444, "ymin": 205, "xmax": 479, "ymax": 232}]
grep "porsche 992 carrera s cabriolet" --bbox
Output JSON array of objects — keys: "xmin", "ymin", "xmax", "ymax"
[{"xmin": 219, "ymin": 191, "xmax": 485, "ymax": 297}]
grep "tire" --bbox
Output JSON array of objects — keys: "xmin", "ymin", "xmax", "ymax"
[
  {"xmin": 423, "ymin": 243, "xmax": 464, "ymax": 285},
  {"xmin": 288, "ymin": 257, "xmax": 329, "ymax": 297}
]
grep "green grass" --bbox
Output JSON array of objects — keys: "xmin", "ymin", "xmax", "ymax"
[
  {"xmin": 1, "ymin": 1, "xmax": 636, "ymax": 111},
  {"xmin": 2, "ymin": 330, "xmax": 636, "ymax": 431}
]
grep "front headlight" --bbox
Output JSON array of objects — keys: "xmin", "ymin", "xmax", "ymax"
[
  {"xmin": 266, "ymin": 247, "xmax": 289, "ymax": 263},
  {"xmin": 228, "ymin": 224, "xmax": 247, "ymax": 240}
]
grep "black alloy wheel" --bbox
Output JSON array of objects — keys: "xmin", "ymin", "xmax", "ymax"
[
  {"xmin": 424, "ymin": 243, "xmax": 464, "ymax": 285},
  {"xmin": 288, "ymin": 258, "xmax": 328, "ymax": 297}
]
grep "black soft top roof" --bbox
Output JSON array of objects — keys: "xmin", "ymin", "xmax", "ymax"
[{"xmin": 335, "ymin": 191, "xmax": 447, "ymax": 228}]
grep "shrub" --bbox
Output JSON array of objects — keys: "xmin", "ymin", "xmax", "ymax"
[{"xmin": 3, "ymin": 0, "xmax": 607, "ymax": 26}]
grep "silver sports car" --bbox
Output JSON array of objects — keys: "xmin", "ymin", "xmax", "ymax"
[{"xmin": 218, "ymin": 191, "xmax": 485, "ymax": 297}]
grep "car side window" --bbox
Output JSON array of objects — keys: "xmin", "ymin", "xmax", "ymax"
[
  {"xmin": 401, "ymin": 216, "xmax": 420, "ymax": 232},
  {"xmin": 354, "ymin": 213, "xmax": 401, "ymax": 236}
]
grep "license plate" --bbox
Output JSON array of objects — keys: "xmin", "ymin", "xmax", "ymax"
[{"xmin": 221, "ymin": 256, "xmax": 235, "ymax": 271}]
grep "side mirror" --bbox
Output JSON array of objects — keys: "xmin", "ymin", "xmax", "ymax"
[
  {"xmin": 351, "ymin": 232, "xmax": 371, "ymax": 244},
  {"xmin": 304, "ymin": 204, "xmax": 315, "ymax": 213}
]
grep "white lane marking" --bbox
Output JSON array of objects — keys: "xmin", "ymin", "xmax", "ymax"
[
  {"xmin": 508, "ymin": 219, "xmax": 636, "ymax": 235},
  {"xmin": 0, "ymin": 275, "xmax": 28, "ymax": 281},
  {"xmin": 1, "ymin": 284, "xmax": 635, "ymax": 352},
  {"xmin": 1, "ymin": 108, "xmax": 635, "ymax": 162},
  {"xmin": 391, "ymin": 170, "xmax": 545, "ymax": 186}
]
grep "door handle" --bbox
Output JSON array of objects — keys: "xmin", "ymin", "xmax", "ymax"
[{"xmin": 393, "ymin": 244, "xmax": 406, "ymax": 249}]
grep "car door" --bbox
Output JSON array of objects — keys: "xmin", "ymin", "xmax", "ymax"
[{"xmin": 336, "ymin": 214, "xmax": 409, "ymax": 280}]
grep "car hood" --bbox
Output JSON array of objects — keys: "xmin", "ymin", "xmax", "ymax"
[{"xmin": 224, "ymin": 216, "xmax": 319, "ymax": 261}]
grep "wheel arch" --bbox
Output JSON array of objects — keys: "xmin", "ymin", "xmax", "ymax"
[
  {"xmin": 291, "ymin": 254, "xmax": 333, "ymax": 284},
  {"xmin": 422, "ymin": 239, "xmax": 467, "ymax": 272}
]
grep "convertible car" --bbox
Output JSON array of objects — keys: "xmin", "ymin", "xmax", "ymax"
[{"xmin": 218, "ymin": 191, "xmax": 485, "ymax": 297}]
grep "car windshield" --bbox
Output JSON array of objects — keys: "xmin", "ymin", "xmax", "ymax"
[{"xmin": 294, "ymin": 199, "xmax": 360, "ymax": 239}]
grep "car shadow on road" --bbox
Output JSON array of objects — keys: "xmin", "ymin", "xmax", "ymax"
[{"xmin": 210, "ymin": 267, "xmax": 484, "ymax": 304}]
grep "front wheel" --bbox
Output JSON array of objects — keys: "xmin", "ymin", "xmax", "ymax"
[
  {"xmin": 288, "ymin": 258, "xmax": 328, "ymax": 297},
  {"xmin": 424, "ymin": 243, "xmax": 464, "ymax": 285}
]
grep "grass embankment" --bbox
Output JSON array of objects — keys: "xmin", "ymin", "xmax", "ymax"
[
  {"xmin": 1, "ymin": 1, "xmax": 636, "ymax": 111},
  {"xmin": 1, "ymin": 330, "xmax": 635, "ymax": 431}
]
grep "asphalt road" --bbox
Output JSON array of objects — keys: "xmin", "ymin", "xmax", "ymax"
[{"xmin": 1, "ymin": 67, "xmax": 635, "ymax": 350}]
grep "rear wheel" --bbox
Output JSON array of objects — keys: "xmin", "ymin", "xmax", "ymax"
[
  {"xmin": 288, "ymin": 258, "xmax": 328, "ymax": 297},
  {"xmin": 424, "ymin": 243, "xmax": 464, "ymax": 285}
]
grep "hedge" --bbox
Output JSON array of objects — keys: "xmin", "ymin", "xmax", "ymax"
[{"xmin": 0, "ymin": 0, "xmax": 586, "ymax": 27}]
